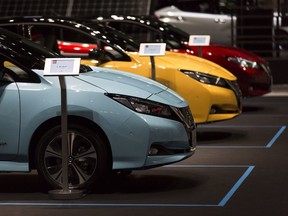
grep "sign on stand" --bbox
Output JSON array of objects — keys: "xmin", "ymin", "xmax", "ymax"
[
  {"xmin": 139, "ymin": 43, "xmax": 166, "ymax": 80},
  {"xmin": 188, "ymin": 35, "xmax": 210, "ymax": 57},
  {"xmin": 44, "ymin": 58, "xmax": 83, "ymax": 200}
]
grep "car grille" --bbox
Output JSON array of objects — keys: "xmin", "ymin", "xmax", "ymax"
[
  {"xmin": 171, "ymin": 106, "xmax": 196, "ymax": 148},
  {"xmin": 260, "ymin": 63, "xmax": 272, "ymax": 76},
  {"xmin": 172, "ymin": 106, "xmax": 195, "ymax": 129},
  {"xmin": 227, "ymin": 80, "xmax": 242, "ymax": 109}
]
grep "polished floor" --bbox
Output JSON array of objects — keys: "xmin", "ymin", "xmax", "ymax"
[{"xmin": 0, "ymin": 85, "xmax": 288, "ymax": 216}]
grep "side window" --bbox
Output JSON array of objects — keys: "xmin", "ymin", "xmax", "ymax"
[
  {"xmin": 30, "ymin": 26, "xmax": 60, "ymax": 53},
  {"xmin": 31, "ymin": 26, "xmax": 131, "ymax": 62},
  {"xmin": 1, "ymin": 60, "xmax": 34, "ymax": 83},
  {"xmin": 59, "ymin": 28, "xmax": 96, "ymax": 44},
  {"xmin": 56, "ymin": 27, "xmax": 98, "ymax": 58},
  {"xmin": 0, "ymin": 25, "xmax": 24, "ymax": 36},
  {"xmin": 173, "ymin": 0, "xmax": 215, "ymax": 13},
  {"xmin": 174, "ymin": 0, "xmax": 234, "ymax": 14}
]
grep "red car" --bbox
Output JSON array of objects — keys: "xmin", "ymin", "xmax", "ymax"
[{"xmin": 93, "ymin": 15, "xmax": 272, "ymax": 97}]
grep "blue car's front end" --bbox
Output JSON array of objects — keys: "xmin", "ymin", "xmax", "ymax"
[
  {"xmin": 0, "ymin": 27, "xmax": 196, "ymax": 189},
  {"xmin": 73, "ymin": 66, "xmax": 196, "ymax": 170}
]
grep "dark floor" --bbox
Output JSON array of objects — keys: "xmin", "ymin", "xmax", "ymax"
[
  {"xmin": 0, "ymin": 85, "xmax": 288, "ymax": 216},
  {"xmin": 268, "ymin": 59, "xmax": 288, "ymax": 84}
]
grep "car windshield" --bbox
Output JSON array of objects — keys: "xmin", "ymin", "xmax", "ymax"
[
  {"xmin": 154, "ymin": 20, "xmax": 190, "ymax": 43},
  {"xmin": 95, "ymin": 17, "xmax": 189, "ymax": 50}
]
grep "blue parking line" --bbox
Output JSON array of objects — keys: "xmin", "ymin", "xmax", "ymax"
[
  {"xmin": 197, "ymin": 125, "xmax": 283, "ymax": 128},
  {"xmin": 218, "ymin": 166, "xmax": 255, "ymax": 206},
  {"xmin": 266, "ymin": 126, "xmax": 286, "ymax": 148},
  {"xmin": 0, "ymin": 165, "xmax": 254, "ymax": 207},
  {"xmin": 197, "ymin": 125, "xmax": 286, "ymax": 149}
]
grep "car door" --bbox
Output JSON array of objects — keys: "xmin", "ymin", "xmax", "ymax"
[
  {"xmin": 155, "ymin": 0, "xmax": 233, "ymax": 45},
  {"xmin": 0, "ymin": 60, "xmax": 20, "ymax": 160}
]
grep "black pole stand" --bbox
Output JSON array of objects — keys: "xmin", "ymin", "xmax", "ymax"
[
  {"xmin": 197, "ymin": 46, "xmax": 202, "ymax": 57},
  {"xmin": 48, "ymin": 76, "xmax": 83, "ymax": 200},
  {"xmin": 150, "ymin": 56, "xmax": 156, "ymax": 80}
]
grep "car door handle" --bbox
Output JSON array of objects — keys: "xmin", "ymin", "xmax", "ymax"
[
  {"xmin": 159, "ymin": 16, "xmax": 184, "ymax": 22},
  {"xmin": 214, "ymin": 18, "xmax": 226, "ymax": 24}
]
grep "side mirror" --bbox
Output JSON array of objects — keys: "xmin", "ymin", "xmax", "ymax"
[
  {"xmin": 88, "ymin": 48, "xmax": 104, "ymax": 60},
  {"xmin": 0, "ymin": 65, "xmax": 4, "ymax": 81}
]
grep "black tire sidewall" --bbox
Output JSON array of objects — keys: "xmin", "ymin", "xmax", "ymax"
[{"xmin": 35, "ymin": 123, "xmax": 110, "ymax": 190}]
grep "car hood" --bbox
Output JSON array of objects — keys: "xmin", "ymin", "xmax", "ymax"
[
  {"xmin": 187, "ymin": 44, "xmax": 267, "ymax": 63},
  {"xmin": 74, "ymin": 66, "xmax": 187, "ymax": 106},
  {"xmin": 130, "ymin": 51, "xmax": 236, "ymax": 80}
]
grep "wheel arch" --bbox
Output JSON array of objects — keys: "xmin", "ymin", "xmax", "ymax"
[{"xmin": 28, "ymin": 115, "xmax": 113, "ymax": 170}]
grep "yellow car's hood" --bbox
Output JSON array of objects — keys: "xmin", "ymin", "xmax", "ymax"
[{"xmin": 129, "ymin": 51, "xmax": 236, "ymax": 81}]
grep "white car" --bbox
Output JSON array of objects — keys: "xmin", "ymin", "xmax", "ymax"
[
  {"xmin": 155, "ymin": 0, "xmax": 288, "ymax": 54},
  {"xmin": 155, "ymin": 4, "xmax": 234, "ymax": 45}
]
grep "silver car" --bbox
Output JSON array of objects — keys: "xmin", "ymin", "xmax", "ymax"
[
  {"xmin": 155, "ymin": 3, "xmax": 234, "ymax": 45},
  {"xmin": 155, "ymin": 0, "xmax": 288, "ymax": 54}
]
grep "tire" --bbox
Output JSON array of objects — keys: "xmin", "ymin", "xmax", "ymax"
[{"xmin": 35, "ymin": 124, "xmax": 110, "ymax": 191}]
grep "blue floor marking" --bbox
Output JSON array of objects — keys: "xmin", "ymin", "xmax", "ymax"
[
  {"xmin": 0, "ymin": 165, "xmax": 254, "ymax": 207},
  {"xmin": 266, "ymin": 126, "xmax": 286, "ymax": 147},
  {"xmin": 218, "ymin": 166, "xmax": 255, "ymax": 206},
  {"xmin": 197, "ymin": 125, "xmax": 286, "ymax": 149}
]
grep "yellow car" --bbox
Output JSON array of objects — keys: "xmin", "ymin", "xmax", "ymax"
[
  {"xmin": 0, "ymin": 17, "xmax": 242, "ymax": 123},
  {"xmin": 83, "ymin": 49, "xmax": 242, "ymax": 123}
]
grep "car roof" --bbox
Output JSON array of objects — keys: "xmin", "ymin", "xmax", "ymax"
[
  {"xmin": 90, "ymin": 15, "xmax": 192, "ymax": 44},
  {"xmin": 0, "ymin": 16, "xmax": 140, "ymax": 52},
  {"xmin": 91, "ymin": 14, "xmax": 190, "ymax": 37}
]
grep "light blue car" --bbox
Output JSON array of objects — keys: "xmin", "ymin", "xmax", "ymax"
[{"xmin": 0, "ymin": 28, "xmax": 196, "ymax": 190}]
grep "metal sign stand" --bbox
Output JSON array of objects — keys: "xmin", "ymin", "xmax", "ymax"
[
  {"xmin": 48, "ymin": 76, "xmax": 83, "ymax": 200},
  {"xmin": 197, "ymin": 46, "xmax": 203, "ymax": 57},
  {"xmin": 188, "ymin": 35, "xmax": 210, "ymax": 58},
  {"xmin": 150, "ymin": 56, "xmax": 156, "ymax": 80},
  {"xmin": 138, "ymin": 43, "xmax": 166, "ymax": 81},
  {"xmin": 43, "ymin": 58, "xmax": 83, "ymax": 200}
]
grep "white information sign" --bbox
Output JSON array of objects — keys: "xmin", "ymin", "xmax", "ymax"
[
  {"xmin": 188, "ymin": 35, "xmax": 210, "ymax": 46},
  {"xmin": 44, "ymin": 58, "xmax": 81, "ymax": 76},
  {"xmin": 139, "ymin": 43, "xmax": 166, "ymax": 56}
]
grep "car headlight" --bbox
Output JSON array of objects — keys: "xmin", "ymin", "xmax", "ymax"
[
  {"xmin": 179, "ymin": 69, "xmax": 228, "ymax": 88},
  {"xmin": 106, "ymin": 93, "xmax": 177, "ymax": 119},
  {"xmin": 227, "ymin": 56, "xmax": 260, "ymax": 69}
]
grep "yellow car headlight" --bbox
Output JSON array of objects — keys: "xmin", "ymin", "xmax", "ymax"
[{"xmin": 180, "ymin": 70, "xmax": 228, "ymax": 88}]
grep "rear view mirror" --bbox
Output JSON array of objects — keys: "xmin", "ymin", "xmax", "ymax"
[
  {"xmin": 88, "ymin": 48, "xmax": 104, "ymax": 60},
  {"xmin": 0, "ymin": 63, "xmax": 4, "ymax": 80}
]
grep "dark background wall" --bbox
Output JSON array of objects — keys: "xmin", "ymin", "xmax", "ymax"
[
  {"xmin": 0, "ymin": 0, "xmax": 151, "ymax": 17},
  {"xmin": 0, "ymin": 0, "xmax": 287, "ymax": 84}
]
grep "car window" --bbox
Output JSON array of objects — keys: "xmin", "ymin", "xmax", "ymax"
[
  {"xmin": 29, "ymin": 26, "xmax": 61, "ymax": 53},
  {"xmin": 0, "ymin": 60, "xmax": 35, "ymax": 83},
  {"xmin": 165, "ymin": 0, "xmax": 237, "ymax": 14},
  {"xmin": 176, "ymin": 0, "xmax": 218, "ymax": 13},
  {"xmin": 106, "ymin": 21, "xmax": 187, "ymax": 50},
  {"xmin": 29, "ymin": 25, "xmax": 131, "ymax": 62}
]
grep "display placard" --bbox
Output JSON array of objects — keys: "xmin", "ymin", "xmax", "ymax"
[
  {"xmin": 44, "ymin": 58, "xmax": 81, "ymax": 76},
  {"xmin": 188, "ymin": 35, "xmax": 210, "ymax": 46},
  {"xmin": 139, "ymin": 43, "xmax": 166, "ymax": 56}
]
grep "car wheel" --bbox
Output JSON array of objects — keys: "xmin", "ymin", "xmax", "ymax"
[{"xmin": 35, "ymin": 124, "xmax": 110, "ymax": 190}]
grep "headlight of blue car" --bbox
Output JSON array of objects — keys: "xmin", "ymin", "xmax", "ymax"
[{"xmin": 107, "ymin": 93, "xmax": 176, "ymax": 119}]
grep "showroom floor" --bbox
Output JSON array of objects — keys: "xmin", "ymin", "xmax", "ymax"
[{"xmin": 0, "ymin": 85, "xmax": 288, "ymax": 216}]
